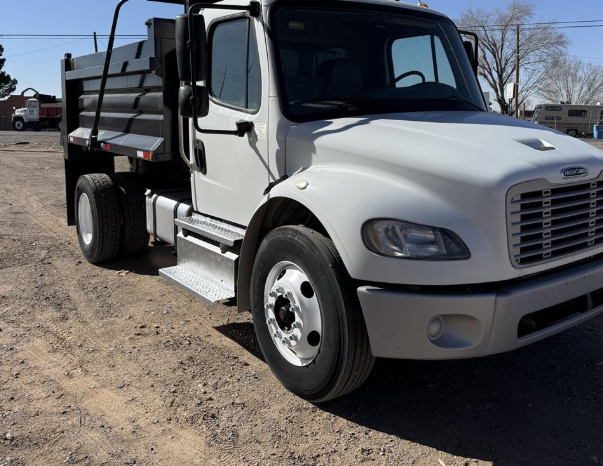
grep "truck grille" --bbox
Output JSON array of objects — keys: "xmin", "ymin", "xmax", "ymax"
[{"xmin": 507, "ymin": 176, "xmax": 603, "ymax": 267}]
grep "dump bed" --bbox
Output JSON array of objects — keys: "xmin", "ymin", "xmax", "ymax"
[{"xmin": 61, "ymin": 18, "xmax": 179, "ymax": 163}]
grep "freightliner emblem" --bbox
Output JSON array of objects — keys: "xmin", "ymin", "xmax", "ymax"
[{"xmin": 561, "ymin": 167, "xmax": 588, "ymax": 178}]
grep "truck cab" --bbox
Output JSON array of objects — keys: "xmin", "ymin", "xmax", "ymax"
[{"xmin": 62, "ymin": 0, "xmax": 603, "ymax": 401}]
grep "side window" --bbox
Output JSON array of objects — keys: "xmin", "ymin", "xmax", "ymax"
[
  {"xmin": 210, "ymin": 18, "xmax": 261, "ymax": 112},
  {"xmin": 568, "ymin": 109, "xmax": 587, "ymax": 117},
  {"xmin": 545, "ymin": 116, "xmax": 562, "ymax": 121},
  {"xmin": 391, "ymin": 35, "xmax": 456, "ymax": 88},
  {"xmin": 545, "ymin": 106, "xmax": 562, "ymax": 111}
]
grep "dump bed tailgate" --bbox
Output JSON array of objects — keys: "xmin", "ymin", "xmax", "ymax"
[{"xmin": 61, "ymin": 18, "xmax": 179, "ymax": 163}]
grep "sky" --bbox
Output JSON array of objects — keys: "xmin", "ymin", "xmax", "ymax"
[{"xmin": 0, "ymin": 0, "xmax": 602, "ymax": 100}]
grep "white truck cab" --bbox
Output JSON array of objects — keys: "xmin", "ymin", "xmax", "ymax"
[{"xmin": 62, "ymin": 0, "xmax": 603, "ymax": 401}]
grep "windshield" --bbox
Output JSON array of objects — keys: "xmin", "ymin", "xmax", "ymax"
[{"xmin": 273, "ymin": 2, "xmax": 486, "ymax": 122}]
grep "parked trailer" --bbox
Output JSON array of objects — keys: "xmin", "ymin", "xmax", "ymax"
[
  {"xmin": 533, "ymin": 103, "xmax": 603, "ymax": 137},
  {"xmin": 62, "ymin": 0, "xmax": 603, "ymax": 401}
]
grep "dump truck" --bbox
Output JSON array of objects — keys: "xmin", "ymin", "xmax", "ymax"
[
  {"xmin": 62, "ymin": 0, "xmax": 603, "ymax": 402},
  {"xmin": 12, "ymin": 92, "xmax": 62, "ymax": 131}
]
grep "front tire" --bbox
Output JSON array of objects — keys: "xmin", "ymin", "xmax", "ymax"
[
  {"xmin": 251, "ymin": 226, "xmax": 374, "ymax": 402},
  {"xmin": 13, "ymin": 119, "xmax": 25, "ymax": 131},
  {"xmin": 75, "ymin": 174, "xmax": 122, "ymax": 264},
  {"xmin": 567, "ymin": 129, "xmax": 579, "ymax": 138}
]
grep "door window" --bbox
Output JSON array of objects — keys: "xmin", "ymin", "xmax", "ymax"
[{"xmin": 210, "ymin": 18, "xmax": 261, "ymax": 112}]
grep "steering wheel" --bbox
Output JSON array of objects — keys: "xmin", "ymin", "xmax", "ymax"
[{"xmin": 393, "ymin": 70, "xmax": 426, "ymax": 86}]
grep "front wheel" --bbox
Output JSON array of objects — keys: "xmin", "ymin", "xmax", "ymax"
[
  {"xmin": 251, "ymin": 226, "xmax": 374, "ymax": 402},
  {"xmin": 567, "ymin": 129, "xmax": 579, "ymax": 138},
  {"xmin": 12, "ymin": 119, "xmax": 25, "ymax": 131}
]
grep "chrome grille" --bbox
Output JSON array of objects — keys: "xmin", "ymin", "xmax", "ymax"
[{"xmin": 507, "ymin": 175, "xmax": 603, "ymax": 268}]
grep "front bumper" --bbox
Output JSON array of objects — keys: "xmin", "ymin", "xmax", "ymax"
[{"xmin": 358, "ymin": 257, "xmax": 603, "ymax": 359}]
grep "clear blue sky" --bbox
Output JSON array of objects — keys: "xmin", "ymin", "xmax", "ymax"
[{"xmin": 1, "ymin": 0, "xmax": 602, "ymax": 98}]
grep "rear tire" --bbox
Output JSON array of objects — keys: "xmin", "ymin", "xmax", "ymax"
[
  {"xmin": 251, "ymin": 226, "xmax": 375, "ymax": 402},
  {"xmin": 75, "ymin": 174, "xmax": 122, "ymax": 264},
  {"xmin": 110, "ymin": 173, "xmax": 150, "ymax": 258},
  {"xmin": 567, "ymin": 129, "xmax": 579, "ymax": 138}
]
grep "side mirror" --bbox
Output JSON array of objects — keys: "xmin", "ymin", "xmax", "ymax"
[
  {"xmin": 463, "ymin": 40, "xmax": 478, "ymax": 76},
  {"xmin": 179, "ymin": 84, "xmax": 209, "ymax": 119},
  {"xmin": 176, "ymin": 13, "xmax": 208, "ymax": 83}
]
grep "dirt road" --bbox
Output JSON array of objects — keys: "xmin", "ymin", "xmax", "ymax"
[{"xmin": 1, "ymin": 132, "xmax": 603, "ymax": 466}]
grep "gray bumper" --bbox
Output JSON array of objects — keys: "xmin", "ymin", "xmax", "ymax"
[{"xmin": 358, "ymin": 258, "xmax": 603, "ymax": 360}]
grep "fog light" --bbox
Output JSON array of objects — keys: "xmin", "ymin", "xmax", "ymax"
[{"xmin": 427, "ymin": 316, "xmax": 445, "ymax": 340}]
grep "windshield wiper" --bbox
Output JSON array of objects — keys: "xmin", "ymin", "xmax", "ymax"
[
  {"xmin": 438, "ymin": 95, "xmax": 484, "ymax": 111},
  {"xmin": 294, "ymin": 96, "xmax": 402, "ymax": 113}
]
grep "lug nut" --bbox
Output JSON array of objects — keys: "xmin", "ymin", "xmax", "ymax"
[
  {"xmin": 269, "ymin": 291, "xmax": 277, "ymax": 298},
  {"xmin": 289, "ymin": 334, "xmax": 298, "ymax": 342},
  {"xmin": 277, "ymin": 286, "xmax": 285, "ymax": 295},
  {"xmin": 265, "ymin": 303, "xmax": 274, "ymax": 311},
  {"xmin": 292, "ymin": 322, "xmax": 301, "ymax": 329},
  {"xmin": 285, "ymin": 291, "xmax": 294, "ymax": 301},
  {"xmin": 266, "ymin": 317, "xmax": 276, "ymax": 325}
]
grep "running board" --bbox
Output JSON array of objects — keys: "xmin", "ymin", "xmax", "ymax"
[
  {"xmin": 175, "ymin": 215, "xmax": 245, "ymax": 247},
  {"xmin": 159, "ymin": 265, "xmax": 235, "ymax": 305}
]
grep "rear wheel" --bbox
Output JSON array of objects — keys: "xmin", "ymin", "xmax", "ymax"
[
  {"xmin": 12, "ymin": 119, "xmax": 25, "ymax": 131},
  {"xmin": 567, "ymin": 129, "xmax": 579, "ymax": 138},
  {"xmin": 110, "ymin": 172, "xmax": 149, "ymax": 258},
  {"xmin": 75, "ymin": 174, "xmax": 122, "ymax": 264},
  {"xmin": 251, "ymin": 226, "xmax": 374, "ymax": 402}
]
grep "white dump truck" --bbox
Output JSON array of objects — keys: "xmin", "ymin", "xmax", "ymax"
[
  {"xmin": 62, "ymin": 0, "xmax": 603, "ymax": 401},
  {"xmin": 12, "ymin": 92, "xmax": 62, "ymax": 131}
]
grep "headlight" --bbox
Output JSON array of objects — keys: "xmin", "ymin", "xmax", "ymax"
[{"xmin": 362, "ymin": 219, "xmax": 470, "ymax": 260}]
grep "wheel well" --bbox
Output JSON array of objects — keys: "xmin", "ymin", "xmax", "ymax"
[{"xmin": 237, "ymin": 198, "xmax": 330, "ymax": 313}]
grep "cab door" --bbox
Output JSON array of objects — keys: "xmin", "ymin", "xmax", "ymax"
[{"xmin": 191, "ymin": 14, "xmax": 270, "ymax": 227}]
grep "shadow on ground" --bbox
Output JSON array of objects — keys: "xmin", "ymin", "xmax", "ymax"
[
  {"xmin": 222, "ymin": 318, "xmax": 603, "ymax": 466},
  {"xmin": 103, "ymin": 245, "xmax": 176, "ymax": 276}
]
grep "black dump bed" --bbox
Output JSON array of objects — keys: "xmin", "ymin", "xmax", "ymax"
[{"xmin": 61, "ymin": 18, "xmax": 179, "ymax": 163}]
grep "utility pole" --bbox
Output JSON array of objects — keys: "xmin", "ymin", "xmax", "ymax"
[
  {"xmin": 93, "ymin": 32, "xmax": 99, "ymax": 53},
  {"xmin": 515, "ymin": 24, "xmax": 520, "ymax": 118}
]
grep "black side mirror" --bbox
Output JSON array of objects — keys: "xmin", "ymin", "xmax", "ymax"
[
  {"xmin": 176, "ymin": 13, "xmax": 208, "ymax": 83},
  {"xmin": 463, "ymin": 41, "xmax": 478, "ymax": 74},
  {"xmin": 179, "ymin": 85, "xmax": 209, "ymax": 119}
]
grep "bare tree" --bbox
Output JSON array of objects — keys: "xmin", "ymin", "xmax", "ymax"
[
  {"xmin": 537, "ymin": 55, "xmax": 603, "ymax": 105},
  {"xmin": 458, "ymin": 1, "xmax": 568, "ymax": 115}
]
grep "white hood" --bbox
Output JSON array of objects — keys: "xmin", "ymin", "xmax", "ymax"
[
  {"xmin": 286, "ymin": 111, "xmax": 603, "ymax": 191},
  {"xmin": 282, "ymin": 111, "xmax": 603, "ymax": 284}
]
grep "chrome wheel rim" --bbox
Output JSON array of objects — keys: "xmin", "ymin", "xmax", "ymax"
[
  {"xmin": 78, "ymin": 193, "xmax": 94, "ymax": 246},
  {"xmin": 264, "ymin": 261, "xmax": 322, "ymax": 367},
  {"xmin": 14, "ymin": 121, "xmax": 24, "ymax": 130}
]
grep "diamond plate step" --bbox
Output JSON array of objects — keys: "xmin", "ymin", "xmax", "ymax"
[
  {"xmin": 159, "ymin": 265, "xmax": 235, "ymax": 305},
  {"xmin": 175, "ymin": 215, "xmax": 245, "ymax": 246}
]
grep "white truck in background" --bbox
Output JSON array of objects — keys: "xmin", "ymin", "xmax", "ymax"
[
  {"xmin": 61, "ymin": 0, "xmax": 603, "ymax": 401},
  {"xmin": 12, "ymin": 91, "xmax": 62, "ymax": 131}
]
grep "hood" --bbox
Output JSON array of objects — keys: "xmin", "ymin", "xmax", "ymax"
[{"xmin": 285, "ymin": 111, "xmax": 603, "ymax": 190}]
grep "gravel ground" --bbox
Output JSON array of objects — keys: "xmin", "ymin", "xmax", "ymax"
[{"xmin": 1, "ymin": 131, "xmax": 603, "ymax": 466}]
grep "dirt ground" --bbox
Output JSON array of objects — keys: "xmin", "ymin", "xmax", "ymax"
[{"xmin": 1, "ymin": 131, "xmax": 603, "ymax": 466}]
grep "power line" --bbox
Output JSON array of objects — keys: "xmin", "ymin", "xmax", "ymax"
[
  {"xmin": 464, "ymin": 19, "xmax": 603, "ymax": 28},
  {"xmin": 4, "ymin": 39, "xmax": 87, "ymax": 58},
  {"xmin": 0, "ymin": 34, "xmax": 146, "ymax": 38}
]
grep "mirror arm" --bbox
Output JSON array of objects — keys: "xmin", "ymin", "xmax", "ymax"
[{"xmin": 185, "ymin": 1, "xmax": 258, "ymax": 137}]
